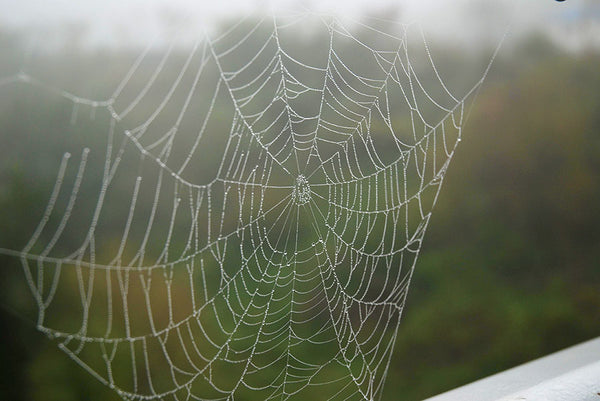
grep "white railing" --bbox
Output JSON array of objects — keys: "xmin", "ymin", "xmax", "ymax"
[{"xmin": 426, "ymin": 337, "xmax": 600, "ymax": 401}]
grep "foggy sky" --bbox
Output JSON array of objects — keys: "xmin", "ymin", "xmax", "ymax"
[{"xmin": 0, "ymin": 0, "xmax": 599, "ymax": 50}]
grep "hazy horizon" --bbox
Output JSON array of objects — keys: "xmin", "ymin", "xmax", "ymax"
[{"xmin": 1, "ymin": 0, "xmax": 599, "ymax": 51}]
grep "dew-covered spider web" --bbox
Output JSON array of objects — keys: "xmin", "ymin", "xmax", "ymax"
[{"xmin": 0, "ymin": 10, "xmax": 499, "ymax": 401}]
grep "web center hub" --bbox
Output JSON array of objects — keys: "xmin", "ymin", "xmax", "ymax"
[{"xmin": 293, "ymin": 174, "xmax": 311, "ymax": 205}]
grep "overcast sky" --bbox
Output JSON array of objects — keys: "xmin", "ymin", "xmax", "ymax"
[{"xmin": 1, "ymin": 0, "xmax": 599, "ymax": 49}]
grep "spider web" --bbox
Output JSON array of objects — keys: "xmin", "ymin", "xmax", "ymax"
[{"xmin": 0, "ymin": 11, "xmax": 498, "ymax": 401}]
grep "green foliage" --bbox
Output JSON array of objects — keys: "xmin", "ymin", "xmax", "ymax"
[
  {"xmin": 386, "ymin": 46, "xmax": 600, "ymax": 399},
  {"xmin": 0, "ymin": 31, "xmax": 598, "ymax": 401}
]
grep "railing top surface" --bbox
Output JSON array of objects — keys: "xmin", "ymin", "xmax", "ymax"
[{"xmin": 425, "ymin": 336, "xmax": 600, "ymax": 401}]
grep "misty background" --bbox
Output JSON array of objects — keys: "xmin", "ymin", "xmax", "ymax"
[{"xmin": 0, "ymin": 0, "xmax": 599, "ymax": 400}]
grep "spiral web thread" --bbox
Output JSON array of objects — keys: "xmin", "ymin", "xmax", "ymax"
[{"xmin": 0, "ymin": 11, "xmax": 496, "ymax": 401}]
